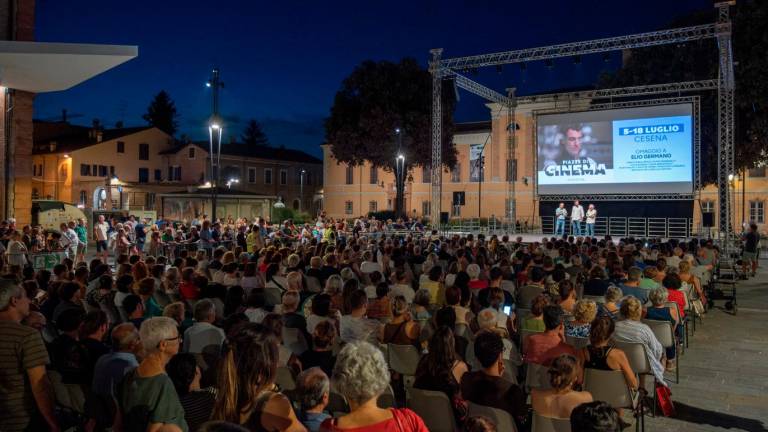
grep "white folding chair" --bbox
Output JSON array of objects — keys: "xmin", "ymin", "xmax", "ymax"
[
  {"xmin": 532, "ymin": 413, "xmax": 572, "ymax": 432},
  {"xmin": 408, "ymin": 388, "xmax": 459, "ymax": 432},
  {"xmin": 583, "ymin": 368, "xmax": 643, "ymax": 432}
]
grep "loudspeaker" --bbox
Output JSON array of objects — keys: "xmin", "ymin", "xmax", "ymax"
[
  {"xmin": 452, "ymin": 191, "xmax": 465, "ymax": 206},
  {"xmin": 440, "ymin": 212, "xmax": 449, "ymax": 224},
  {"xmin": 702, "ymin": 212, "xmax": 714, "ymax": 227}
]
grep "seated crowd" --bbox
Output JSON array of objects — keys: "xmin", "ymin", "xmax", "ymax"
[{"xmin": 0, "ymin": 216, "xmax": 719, "ymax": 432}]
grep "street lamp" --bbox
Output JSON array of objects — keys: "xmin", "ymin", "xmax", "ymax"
[
  {"xmin": 208, "ymin": 121, "xmax": 223, "ymax": 220},
  {"xmin": 299, "ymin": 169, "xmax": 306, "ymax": 212},
  {"xmin": 394, "ymin": 127, "xmax": 405, "ymax": 218},
  {"xmin": 226, "ymin": 178, "xmax": 239, "ymax": 189}
]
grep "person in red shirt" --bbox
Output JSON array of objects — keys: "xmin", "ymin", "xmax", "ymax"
[
  {"xmin": 663, "ymin": 273, "xmax": 686, "ymax": 318},
  {"xmin": 178, "ymin": 267, "xmax": 199, "ymax": 301},
  {"xmin": 524, "ymin": 305, "xmax": 578, "ymax": 366}
]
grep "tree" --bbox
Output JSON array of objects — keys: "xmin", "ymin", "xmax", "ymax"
[
  {"xmin": 142, "ymin": 90, "xmax": 179, "ymax": 136},
  {"xmin": 600, "ymin": 1, "xmax": 768, "ymax": 183},
  {"xmin": 241, "ymin": 119, "xmax": 270, "ymax": 146},
  {"xmin": 325, "ymin": 57, "xmax": 457, "ymax": 217}
]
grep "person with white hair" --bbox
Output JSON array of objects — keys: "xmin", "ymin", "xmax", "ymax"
[
  {"xmin": 114, "ymin": 317, "xmax": 188, "ymax": 431},
  {"xmin": 321, "ymin": 341, "xmax": 427, "ymax": 431}
]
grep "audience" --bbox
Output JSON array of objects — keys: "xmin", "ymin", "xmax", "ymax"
[
  {"xmin": 294, "ymin": 367, "xmax": 331, "ymax": 431},
  {"xmin": 570, "ymin": 401, "xmax": 620, "ymax": 432},
  {"xmin": 524, "ymin": 305, "xmax": 578, "ymax": 366},
  {"xmin": 531, "ymin": 354, "xmax": 593, "ymax": 419},
  {"xmin": 613, "ymin": 296, "xmax": 666, "ymax": 384},
  {"xmin": 183, "ymin": 299, "xmax": 226, "ymax": 354},
  {"xmin": 414, "ymin": 326, "xmax": 469, "ymax": 420}
]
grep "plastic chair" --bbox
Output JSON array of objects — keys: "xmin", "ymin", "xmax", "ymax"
[
  {"xmin": 282, "ymin": 327, "xmax": 308, "ymax": 355},
  {"xmin": 525, "ymin": 363, "xmax": 551, "ymax": 391},
  {"xmin": 387, "ymin": 344, "xmax": 420, "ymax": 377},
  {"xmin": 532, "ymin": 413, "xmax": 572, "ymax": 432},
  {"xmin": 612, "ymin": 340, "xmax": 657, "ymax": 417},
  {"xmin": 664, "ymin": 301, "xmax": 689, "ymax": 350},
  {"xmin": 408, "ymin": 388, "xmax": 458, "ymax": 432},
  {"xmin": 565, "ymin": 335, "xmax": 590, "ymax": 350},
  {"xmin": 583, "ymin": 368, "xmax": 643, "ymax": 432},
  {"xmin": 275, "ymin": 366, "xmax": 296, "ymax": 391},
  {"xmin": 642, "ymin": 319, "xmax": 679, "ymax": 384},
  {"xmin": 467, "ymin": 402, "xmax": 518, "ymax": 432}
]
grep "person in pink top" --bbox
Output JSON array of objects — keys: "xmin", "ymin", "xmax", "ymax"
[
  {"xmin": 320, "ymin": 341, "xmax": 428, "ymax": 432},
  {"xmin": 524, "ymin": 305, "xmax": 578, "ymax": 366}
]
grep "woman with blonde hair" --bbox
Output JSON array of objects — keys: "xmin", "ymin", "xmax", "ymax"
[
  {"xmin": 211, "ymin": 323, "xmax": 304, "ymax": 431},
  {"xmin": 380, "ymin": 296, "xmax": 420, "ymax": 346},
  {"xmin": 565, "ymin": 300, "xmax": 597, "ymax": 338},
  {"xmin": 677, "ymin": 260, "xmax": 707, "ymax": 312},
  {"xmin": 163, "ymin": 302, "xmax": 186, "ymax": 327},
  {"xmin": 613, "ymin": 296, "xmax": 666, "ymax": 384},
  {"xmin": 600, "ymin": 285, "xmax": 622, "ymax": 319}
]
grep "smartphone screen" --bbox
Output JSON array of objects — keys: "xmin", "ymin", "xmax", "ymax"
[{"xmin": 503, "ymin": 305, "xmax": 511, "ymax": 315}]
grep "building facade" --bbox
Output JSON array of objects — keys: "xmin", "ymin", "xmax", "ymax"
[{"xmin": 322, "ymin": 100, "xmax": 767, "ymax": 233}]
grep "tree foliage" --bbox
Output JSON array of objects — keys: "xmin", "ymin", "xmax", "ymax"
[
  {"xmin": 142, "ymin": 90, "xmax": 179, "ymax": 136},
  {"xmin": 241, "ymin": 119, "xmax": 270, "ymax": 146},
  {"xmin": 325, "ymin": 58, "xmax": 457, "ymax": 171},
  {"xmin": 600, "ymin": 1, "xmax": 768, "ymax": 183}
]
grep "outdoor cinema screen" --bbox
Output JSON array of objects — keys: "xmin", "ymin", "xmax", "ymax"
[{"xmin": 536, "ymin": 103, "xmax": 693, "ymax": 195}]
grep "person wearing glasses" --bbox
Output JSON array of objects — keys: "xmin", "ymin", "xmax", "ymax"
[{"xmin": 114, "ymin": 317, "xmax": 189, "ymax": 431}]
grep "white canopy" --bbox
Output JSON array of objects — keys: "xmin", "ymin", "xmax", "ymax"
[{"xmin": 0, "ymin": 41, "xmax": 137, "ymax": 93}]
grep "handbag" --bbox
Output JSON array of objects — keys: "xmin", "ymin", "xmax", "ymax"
[{"xmin": 655, "ymin": 383, "xmax": 676, "ymax": 417}]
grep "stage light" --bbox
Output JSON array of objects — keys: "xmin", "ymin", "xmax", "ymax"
[
  {"xmin": 397, "ymin": 154, "xmax": 405, "ymax": 161},
  {"xmin": 205, "ymin": 82, "xmax": 211, "ymax": 87},
  {"xmin": 210, "ymin": 123, "xmax": 220, "ymax": 130},
  {"xmin": 728, "ymin": 173, "xmax": 735, "ymax": 181}
]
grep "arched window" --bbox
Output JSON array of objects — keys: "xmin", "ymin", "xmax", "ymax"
[{"xmin": 79, "ymin": 190, "xmax": 87, "ymax": 206}]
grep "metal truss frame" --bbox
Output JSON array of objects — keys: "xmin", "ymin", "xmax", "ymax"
[
  {"xmin": 538, "ymin": 194, "xmax": 694, "ymax": 202},
  {"xmin": 429, "ymin": 2, "xmax": 735, "ymax": 237}
]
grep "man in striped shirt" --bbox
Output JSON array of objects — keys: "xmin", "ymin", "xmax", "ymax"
[{"xmin": 0, "ymin": 280, "xmax": 60, "ymax": 432}]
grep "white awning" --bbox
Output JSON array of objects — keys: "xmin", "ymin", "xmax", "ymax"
[{"xmin": 0, "ymin": 41, "xmax": 137, "ymax": 93}]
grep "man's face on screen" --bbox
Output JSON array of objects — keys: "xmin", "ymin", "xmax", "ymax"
[{"xmin": 565, "ymin": 128, "xmax": 583, "ymax": 157}]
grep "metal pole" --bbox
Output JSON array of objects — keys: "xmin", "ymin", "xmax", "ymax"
[
  {"xmin": 429, "ymin": 48, "xmax": 443, "ymax": 230},
  {"xmin": 300, "ymin": 169, "xmax": 305, "ymax": 212},
  {"xmin": 478, "ymin": 156, "xmax": 483, "ymax": 220},
  {"xmin": 208, "ymin": 67, "xmax": 224, "ymax": 222}
]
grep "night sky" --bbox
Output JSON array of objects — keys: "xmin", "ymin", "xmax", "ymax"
[{"xmin": 35, "ymin": 0, "xmax": 711, "ymax": 157}]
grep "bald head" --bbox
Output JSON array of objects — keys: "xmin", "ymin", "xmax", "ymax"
[{"xmin": 111, "ymin": 322, "xmax": 140, "ymax": 351}]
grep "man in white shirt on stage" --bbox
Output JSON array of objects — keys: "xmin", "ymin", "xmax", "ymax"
[
  {"xmin": 570, "ymin": 200, "xmax": 584, "ymax": 236},
  {"xmin": 585, "ymin": 204, "xmax": 597, "ymax": 237}
]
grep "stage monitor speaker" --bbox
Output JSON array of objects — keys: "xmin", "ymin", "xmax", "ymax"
[
  {"xmin": 452, "ymin": 191, "xmax": 465, "ymax": 206},
  {"xmin": 702, "ymin": 212, "xmax": 714, "ymax": 227},
  {"xmin": 440, "ymin": 212, "xmax": 449, "ymax": 224}
]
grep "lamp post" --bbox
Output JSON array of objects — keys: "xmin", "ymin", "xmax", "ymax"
[
  {"xmin": 206, "ymin": 67, "xmax": 224, "ymax": 221},
  {"xmin": 394, "ymin": 127, "xmax": 406, "ymax": 219},
  {"xmin": 299, "ymin": 169, "xmax": 306, "ymax": 212}
]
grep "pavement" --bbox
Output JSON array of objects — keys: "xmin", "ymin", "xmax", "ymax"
[{"xmin": 643, "ymin": 259, "xmax": 768, "ymax": 432}]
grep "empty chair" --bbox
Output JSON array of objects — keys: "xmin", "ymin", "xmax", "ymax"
[
  {"xmin": 642, "ymin": 319, "xmax": 678, "ymax": 384},
  {"xmin": 387, "ymin": 344, "xmax": 420, "ymax": 377},
  {"xmin": 282, "ymin": 327, "xmax": 308, "ymax": 355},
  {"xmin": 408, "ymin": 388, "xmax": 458, "ymax": 432},
  {"xmin": 583, "ymin": 368, "xmax": 641, "ymax": 431},
  {"xmin": 467, "ymin": 402, "xmax": 518, "ymax": 432},
  {"xmin": 525, "ymin": 363, "xmax": 552, "ymax": 391},
  {"xmin": 275, "ymin": 366, "xmax": 296, "ymax": 391},
  {"xmin": 532, "ymin": 412, "xmax": 572, "ymax": 432}
]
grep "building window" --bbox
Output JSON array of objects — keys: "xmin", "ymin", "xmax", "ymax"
[
  {"xmin": 306, "ymin": 171, "xmax": 313, "ymax": 185},
  {"xmin": 452, "ymin": 204, "xmax": 461, "ymax": 217},
  {"xmin": 370, "ymin": 166, "xmax": 378, "ymax": 184},
  {"xmin": 32, "ymin": 188, "xmax": 39, "ymax": 200},
  {"xmin": 701, "ymin": 200, "xmax": 715, "ymax": 213},
  {"xmin": 264, "ymin": 168, "xmax": 272, "ymax": 184},
  {"xmin": 345, "ymin": 201, "xmax": 353, "ymax": 215},
  {"xmin": 451, "ymin": 163, "xmax": 461, "ymax": 182},
  {"xmin": 248, "ymin": 167, "xmax": 257, "ymax": 183},
  {"xmin": 98, "ymin": 165, "xmax": 108, "ymax": 177},
  {"xmin": 174, "ymin": 166, "xmax": 182, "ymax": 181},
  {"xmin": 79, "ymin": 190, "xmax": 87, "ymax": 206},
  {"xmin": 80, "ymin": 164, "xmax": 91, "ymax": 176},
  {"xmin": 346, "ymin": 165, "xmax": 354, "ymax": 184},
  {"xmin": 138, "ymin": 168, "xmax": 149, "ymax": 183},
  {"xmin": 505, "ymin": 199, "xmax": 516, "ymax": 220},
  {"xmin": 117, "ymin": 141, "xmax": 125, "ymax": 153},
  {"xmin": 422, "ymin": 200, "xmax": 431, "ymax": 216},
  {"xmin": 750, "ymin": 201, "xmax": 765, "ymax": 223},
  {"xmin": 748, "ymin": 167, "xmax": 766, "ymax": 178},
  {"xmin": 188, "ymin": 147, "xmax": 196, "ymax": 159},
  {"xmin": 506, "ymin": 159, "xmax": 517, "ymax": 181},
  {"xmin": 138, "ymin": 143, "xmax": 149, "ymax": 160},
  {"xmin": 147, "ymin": 193, "xmax": 156, "ymax": 209},
  {"xmin": 110, "ymin": 166, "xmax": 115, "ymax": 177},
  {"xmin": 280, "ymin": 169, "xmax": 288, "ymax": 185},
  {"xmin": 369, "ymin": 201, "xmax": 378, "ymax": 213},
  {"xmin": 92, "ymin": 164, "xmax": 98, "ymax": 176},
  {"xmin": 387, "ymin": 199, "xmax": 392, "ymax": 210},
  {"xmin": 154, "ymin": 169, "xmax": 162, "ymax": 181},
  {"xmin": 422, "ymin": 165, "xmax": 431, "ymax": 183}
]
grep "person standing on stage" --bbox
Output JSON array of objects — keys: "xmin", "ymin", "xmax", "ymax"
[
  {"xmin": 570, "ymin": 200, "xmax": 584, "ymax": 236},
  {"xmin": 585, "ymin": 204, "xmax": 597, "ymax": 237},
  {"xmin": 555, "ymin": 203, "xmax": 568, "ymax": 236}
]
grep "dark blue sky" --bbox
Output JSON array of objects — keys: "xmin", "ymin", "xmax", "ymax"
[{"xmin": 35, "ymin": 0, "xmax": 710, "ymax": 157}]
